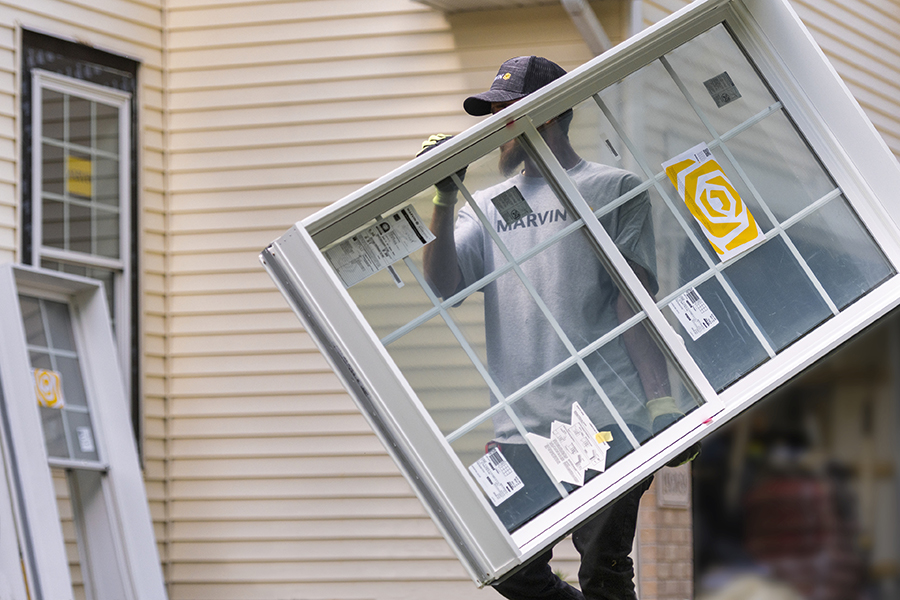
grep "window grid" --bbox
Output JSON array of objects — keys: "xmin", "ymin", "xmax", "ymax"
[
  {"xmin": 41, "ymin": 94, "xmax": 122, "ymax": 262},
  {"xmin": 658, "ymin": 54, "xmax": 840, "ymax": 315},
  {"xmin": 22, "ymin": 296, "xmax": 95, "ymax": 464}
]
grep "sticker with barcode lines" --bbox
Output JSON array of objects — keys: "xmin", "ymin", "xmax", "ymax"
[
  {"xmin": 671, "ymin": 287, "xmax": 719, "ymax": 341},
  {"xmin": 468, "ymin": 447, "xmax": 524, "ymax": 506}
]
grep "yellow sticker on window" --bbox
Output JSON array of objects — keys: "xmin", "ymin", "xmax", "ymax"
[
  {"xmin": 67, "ymin": 155, "xmax": 92, "ymax": 198},
  {"xmin": 663, "ymin": 143, "xmax": 763, "ymax": 261},
  {"xmin": 33, "ymin": 368, "xmax": 65, "ymax": 409}
]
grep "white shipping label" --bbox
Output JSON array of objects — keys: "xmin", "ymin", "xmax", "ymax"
[
  {"xmin": 469, "ymin": 447, "xmax": 524, "ymax": 506},
  {"xmin": 76, "ymin": 426, "xmax": 95, "ymax": 453},
  {"xmin": 525, "ymin": 402, "xmax": 610, "ymax": 487},
  {"xmin": 671, "ymin": 287, "xmax": 719, "ymax": 341},
  {"xmin": 325, "ymin": 205, "xmax": 435, "ymax": 288}
]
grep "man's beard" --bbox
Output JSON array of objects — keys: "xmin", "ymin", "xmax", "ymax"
[{"xmin": 499, "ymin": 139, "xmax": 527, "ymax": 177}]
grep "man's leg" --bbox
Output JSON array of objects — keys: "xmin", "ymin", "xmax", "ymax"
[
  {"xmin": 493, "ymin": 547, "xmax": 584, "ymax": 600},
  {"xmin": 571, "ymin": 477, "xmax": 652, "ymax": 600}
]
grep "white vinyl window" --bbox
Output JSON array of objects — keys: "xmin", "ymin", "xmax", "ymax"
[
  {"xmin": 0, "ymin": 265, "xmax": 165, "ymax": 600},
  {"xmin": 31, "ymin": 69, "xmax": 132, "ymax": 392},
  {"xmin": 262, "ymin": 0, "xmax": 900, "ymax": 585}
]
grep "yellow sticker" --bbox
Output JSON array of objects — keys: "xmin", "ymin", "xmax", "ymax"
[
  {"xmin": 67, "ymin": 155, "xmax": 92, "ymax": 198},
  {"xmin": 596, "ymin": 431, "xmax": 613, "ymax": 444},
  {"xmin": 33, "ymin": 369, "xmax": 65, "ymax": 409},
  {"xmin": 663, "ymin": 143, "xmax": 763, "ymax": 261}
]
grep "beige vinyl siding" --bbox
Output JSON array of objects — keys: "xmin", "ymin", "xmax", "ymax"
[
  {"xmin": 0, "ymin": 0, "xmax": 167, "ymax": 587},
  {"xmin": 0, "ymin": 21, "xmax": 16, "ymax": 264},
  {"xmin": 642, "ymin": 0, "xmax": 900, "ymax": 159},
  {"xmin": 162, "ymin": 0, "xmax": 632, "ymax": 597}
]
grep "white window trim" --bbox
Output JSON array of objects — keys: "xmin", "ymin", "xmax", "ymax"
[
  {"xmin": 263, "ymin": 0, "xmax": 900, "ymax": 585},
  {"xmin": 0, "ymin": 264, "xmax": 165, "ymax": 600},
  {"xmin": 30, "ymin": 69, "xmax": 133, "ymax": 394}
]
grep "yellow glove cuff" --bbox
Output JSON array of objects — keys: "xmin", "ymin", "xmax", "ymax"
[
  {"xmin": 648, "ymin": 396, "xmax": 681, "ymax": 421},
  {"xmin": 433, "ymin": 191, "xmax": 458, "ymax": 207}
]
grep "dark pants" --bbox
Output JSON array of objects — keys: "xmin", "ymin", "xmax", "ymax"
[{"xmin": 492, "ymin": 426, "xmax": 652, "ymax": 600}]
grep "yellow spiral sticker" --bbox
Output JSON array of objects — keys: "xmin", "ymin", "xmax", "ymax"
[
  {"xmin": 663, "ymin": 143, "xmax": 763, "ymax": 262},
  {"xmin": 33, "ymin": 368, "xmax": 65, "ymax": 409}
]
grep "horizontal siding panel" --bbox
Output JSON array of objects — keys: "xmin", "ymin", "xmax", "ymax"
[
  {"xmin": 168, "ymin": 0, "xmax": 425, "ymax": 29},
  {"xmin": 169, "ymin": 413, "xmax": 370, "ymax": 437},
  {"xmin": 170, "ymin": 139, "xmax": 420, "ymax": 173},
  {"xmin": 169, "ymin": 228, "xmax": 294, "ymax": 252},
  {"xmin": 169, "ymin": 114, "xmax": 472, "ymax": 154},
  {"xmin": 171, "ymin": 517, "xmax": 439, "ymax": 541},
  {"xmin": 168, "ymin": 271, "xmax": 281, "ymax": 294},
  {"xmin": 170, "ymin": 435, "xmax": 385, "ymax": 458},
  {"xmin": 167, "ymin": 311, "xmax": 303, "ymax": 334},
  {"xmin": 169, "ymin": 497, "xmax": 428, "ymax": 520},
  {"xmin": 168, "ymin": 456, "xmax": 399, "ymax": 479},
  {"xmin": 169, "ymin": 31, "xmax": 454, "ymax": 72},
  {"xmin": 169, "ymin": 393, "xmax": 357, "ymax": 417},
  {"xmin": 168, "ymin": 95, "xmax": 462, "ymax": 131},
  {"xmin": 168, "ymin": 290, "xmax": 295, "ymax": 313},
  {"xmin": 168, "ymin": 331, "xmax": 320, "ymax": 355},
  {"xmin": 169, "ymin": 538, "xmax": 455, "ymax": 561},
  {"xmin": 167, "ymin": 581, "xmax": 483, "ymax": 600},
  {"xmin": 168, "ymin": 560, "xmax": 470, "ymax": 583},
  {"xmin": 170, "ymin": 352, "xmax": 332, "ymax": 376},
  {"xmin": 168, "ymin": 12, "xmax": 446, "ymax": 51},
  {"xmin": 168, "ymin": 371, "xmax": 348, "ymax": 397},
  {"xmin": 168, "ymin": 160, "xmax": 404, "ymax": 192}
]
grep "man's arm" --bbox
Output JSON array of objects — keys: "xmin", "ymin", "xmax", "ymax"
[
  {"xmin": 616, "ymin": 261, "xmax": 671, "ymax": 401},
  {"xmin": 423, "ymin": 201, "xmax": 463, "ymax": 299}
]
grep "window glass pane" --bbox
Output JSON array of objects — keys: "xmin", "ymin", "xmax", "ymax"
[
  {"xmin": 55, "ymin": 356, "xmax": 87, "ymax": 408},
  {"xmin": 42, "ymin": 199, "xmax": 65, "ymax": 250},
  {"xmin": 662, "ymin": 277, "xmax": 769, "ymax": 390},
  {"xmin": 42, "ymin": 143, "xmax": 64, "ymax": 195},
  {"xmin": 787, "ymin": 197, "xmax": 893, "ymax": 310},
  {"xmin": 20, "ymin": 296, "xmax": 48, "ymax": 347},
  {"xmin": 95, "ymin": 208, "xmax": 120, "ymax": 259},
  {"xmin": 69, "ymin": 202, "xmax": 91, "ymax": 254},
  {"xmin": 39, "ymin": 407, "xmax": 69, "ymax": 459},
  {"xmin": 68, "ymin": 96, "xmax": 91, "ymax": 148},
  {"xmin": 95, "ymin": 156, "xmax": 119, "ymax": 206},
  {"xmin": 66, "ymin": 410, "xmax": 99, "ymax": 462},
  {"xmin": 723, "ymin": 237, "xmax": 831, "ymax": 351},
  {"xmin": 44, "ymin": 300, "xmax": 76, "ymax": 352},
  {"xmin": 95, "ymin": 102, "xmax": 119, "ymax": 155},
  {"xmin": 663, "ymin": 24, "xmax": 777, "ymax": 138},
  {"xmin": 42, "ymin": 90, "xmax": 64, "ymax": 141}
]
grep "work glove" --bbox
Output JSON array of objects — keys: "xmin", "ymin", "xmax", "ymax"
[
  {"xmin": 648, "ymin": 396, "xmax": 702, "ymax": 468},
  {"xmin": 417, "ymin": 134, "xmax": 467, "ymax": 206}
]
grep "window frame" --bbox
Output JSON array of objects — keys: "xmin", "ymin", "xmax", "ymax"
[
  {"xmin": 0, "ymin": 264, "xmax": 165, "ymax": 600},
  {"xmin": 20, "ymin": 28, "xmax": 142, "ymax": 447},
  {"xmin": 262, "ymin": 0, "xmax": 900, "ymax": 584}
]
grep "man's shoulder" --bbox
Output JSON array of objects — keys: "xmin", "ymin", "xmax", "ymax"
[{"xmin": 575, "ymin": 160, "xmax": 641, "ymax": 186}]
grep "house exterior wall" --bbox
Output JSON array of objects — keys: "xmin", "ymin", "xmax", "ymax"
[{"xmin": 0, "ymin": 0, "xmax": 897, "ymax": 599}]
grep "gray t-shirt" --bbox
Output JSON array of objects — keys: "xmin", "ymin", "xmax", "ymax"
[{"xmin": 454, "ymin": 160, "xmax": 657, "ymax": 442}]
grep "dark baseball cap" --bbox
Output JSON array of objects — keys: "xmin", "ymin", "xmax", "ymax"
[{"xmin": 464, "ymin": 56, "xmax": 568, "ymax": 116}]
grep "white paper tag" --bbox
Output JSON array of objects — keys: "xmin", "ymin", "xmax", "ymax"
[
  {"xmin": 525, "ymin": 402, "xmax": 610, "ymax": 487},
  {"xmin": 76, "ymin": 426, "xmax": 95, "ymax": 453},
  {"xmin": 671, "ymin": 287, "xmax": 719, "ymax": 341},
  {"xmin": 469, "ymin": 447, "xmax": 524, "ymax": 506},
  {"xmin": 491, "ymin": 186, "xmax": 533, "ymax": 226},
  {"xmin": 325, "ymin": 205, "xmax": 435, "ymax": 288}
]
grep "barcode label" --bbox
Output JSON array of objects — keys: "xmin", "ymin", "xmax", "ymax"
[
  {"xmin": 670, "ymin": 287, "xmax": 719, "ymax": 341},
  {"xmin": 469, "ymin": 447, "xmax": 524, "ymax": 506},
  {"xmin": 703, "ymin": 71, "xmax": 742, "ymax": 108},
  {"xmin": 491, "ymin": 186, "xmax": 534, "ymax": 226}
]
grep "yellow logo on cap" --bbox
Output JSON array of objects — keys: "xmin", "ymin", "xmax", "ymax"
[{"xmin": 502, "ymin": 73, "xmax": 511, "ymax": 80}]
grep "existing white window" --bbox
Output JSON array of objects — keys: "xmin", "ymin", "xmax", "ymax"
[
  {"xmin": 0, "ymin": 265, "xmax": 165, "ymax": 600},
  {"xmin": 262, "ymin": 0, "xmax": 900, "ymax": 585},
  {"xmin": 30, "ymin": 70, "xmax": 132, "ymax": 395}
]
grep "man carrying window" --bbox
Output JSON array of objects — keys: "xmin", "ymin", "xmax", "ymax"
[{"xmin": 422, "ymin": 56, "xmax": 696, "ymax": 600}]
